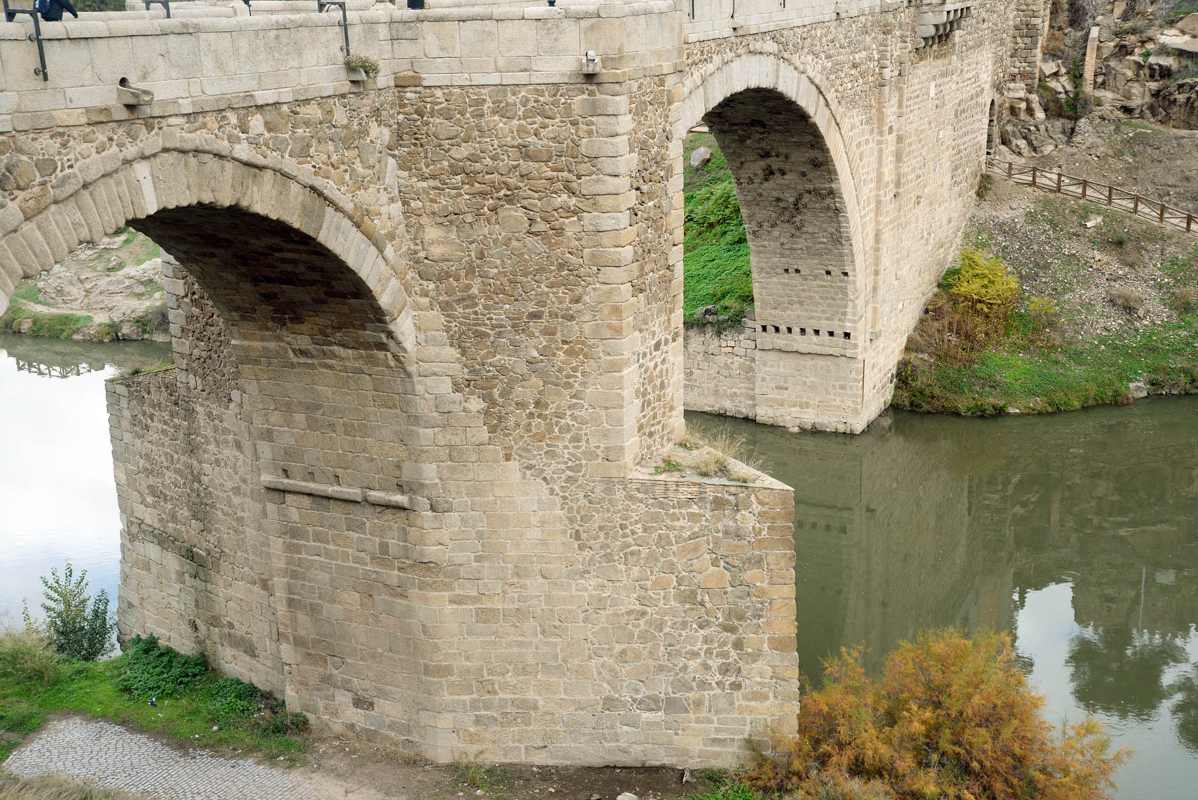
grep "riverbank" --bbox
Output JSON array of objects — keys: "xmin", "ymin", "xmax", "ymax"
[
  {"xmin": 0, "ymin": 229, "xmax": 168, "ymax": 344},
  {"xmin": 892, "ymin": 166, "xmax": 1198, "ymax": 416}
]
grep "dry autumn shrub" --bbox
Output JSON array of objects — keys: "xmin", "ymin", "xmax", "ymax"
[{"xmin": 745, "ymin": 631, "xmax": 1126, "ymax": 800}]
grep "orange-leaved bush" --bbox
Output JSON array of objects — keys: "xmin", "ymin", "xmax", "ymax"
[{"xmin": 745, "ymin": 630, "xmax": 1126, "ymax": 800}]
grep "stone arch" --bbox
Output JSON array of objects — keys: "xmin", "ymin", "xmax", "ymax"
[
  {"xmin": 676, "ymin": 53, "xmax": 868, "ymax": 288},
  {"xmin": 0, "ymin": 148, "xmax": 415, "ymax": 352},
  {"xmin": 674, "ymin": 54, "xmax": 872, "ymax": 432},
  {"xmin": 0, "ymin": 147, "xmax": 443, "ymax": 702}
]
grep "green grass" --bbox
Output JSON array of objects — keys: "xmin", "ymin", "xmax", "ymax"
[
  {"xmin": 895, "ymin": 315, "xmax": 1198, "ymax": 415},
  {"xmin": 0, "ymin": 302, "xmax": 93, "ymax": 339},
  {"xmin": 683, "ymin": 134, "xmax": 754, "ymax": 326},
  {"xmin": 9, "ymin": 284, "xmax": 44, "ymax": 306},
  {"xmin": 453, "ymin": 762, "xmax": 513, "ymax": 796},
  {"xmin": 685, "ymin": 781, "xmax": 762, "ymax": 800},
  {"xmin": 0, "ymin": 640, "xmax": 307, "ymax": 764}
]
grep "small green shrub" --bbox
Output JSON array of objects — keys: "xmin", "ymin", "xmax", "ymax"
[
  {"xmin": 948, "ymin": 249, "xmax": 1020, "ymax": 314},
  {"xmin": 117, "ymin": 635, "xmax": 207, "ymax": 699},
  {"xmin": 27, "ymin": 564, "xmax": 115, "ymax": 662},
  {"xmin": 0, "ymin": 631, "xmax": 60, "ymax": 686}
]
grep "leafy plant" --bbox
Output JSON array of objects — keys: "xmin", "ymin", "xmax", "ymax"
[
  {"xmin": 744, "ymin": 630, "xmax": 1126, "ymax": 800},
  {"xmin": 25, "ymin": 564, "xmax": 115, "ymax": 662},
  {"xmin": 116, "ymin": 635, "xmax": 207, "ymax": 699}
]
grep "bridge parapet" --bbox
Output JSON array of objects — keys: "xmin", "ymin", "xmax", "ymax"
[
  {"xmin": 683, "ymin": 0, "xmax": 882, "ymax": 42},
  {"xmin": 0, "ymin": 0, "xmax": 681, "ymax": 132}
]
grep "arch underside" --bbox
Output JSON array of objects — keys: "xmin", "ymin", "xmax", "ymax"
[
  {"xmin": 3, "ymin": 150, "xmax": 431, "ymax": 734},
  {"xmin": 679, "ymin": 57, "xmax": 871, "ymax": 432}
]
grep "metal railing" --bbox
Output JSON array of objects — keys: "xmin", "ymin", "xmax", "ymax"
[
  {"xmin": 2, "ymin": 0, "xmax": 48, "ymax": 81},
  {"xmin": 988, "ymin": 159, "xmax": 1197, "ymax": 235},
  {"xmin": 317, "ymin": 0, "xmax": 349, "ymax": 57}
]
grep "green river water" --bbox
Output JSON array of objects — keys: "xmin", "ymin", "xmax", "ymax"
[{"xmin": 2, "ymin": 334, "xmax": 1195, "ymax": 797}]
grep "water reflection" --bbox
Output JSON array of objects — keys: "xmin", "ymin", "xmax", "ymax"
[
  {"xmin": 0, "ymin": 335, "xmax": 170, "ymax": 626},
  {"xmin": 690, "ymin": 401, "xmax": 1198, "ymax": 799}
]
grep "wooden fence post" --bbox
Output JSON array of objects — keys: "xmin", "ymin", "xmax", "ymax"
[
  {"xmin": 1031, "ymin": 167, "xmax": 1037, "ymax": 188},
  {"xmin": 1081, "ymin": 180, "xmax": 1088, "ymax": 200},
  {"xmin": 1056, "ymin": 172, "xmax": 1063, "ymax": 192}
]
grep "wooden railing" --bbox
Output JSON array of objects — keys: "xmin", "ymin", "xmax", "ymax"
[{"xmin": 987, "ymin": 159, "xmax": 1197, "ymax": 235}]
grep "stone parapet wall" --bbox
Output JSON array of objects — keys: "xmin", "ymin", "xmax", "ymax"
[
  {"xmin": 0, "ymin": 1, "xmax": 681, "ymax": 133},
  {"xmin": 685, "ymin": 0, "xmax": 882, "ymax": 42}
]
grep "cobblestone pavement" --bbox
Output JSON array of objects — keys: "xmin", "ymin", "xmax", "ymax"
[{"xmin": 3, "ymin": 717, "xmax": 323, "ymax": 800}]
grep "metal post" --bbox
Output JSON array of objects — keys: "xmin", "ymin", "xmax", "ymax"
[
  {"xmin": 1031, "ymin": 167, "xmax": 1037, "ymax": 188},
  {"xmin": 144, "ymin": 0, "xmax": 171, "ymax": 18},
  {"xmin": 1133, "ymin": 195, "xmax": 1140, "ymax": 215},
  {"xmin": 1081, "ymin": 180, "xmax": 1087, "ymax": 200},
  {"xmin": 1159, "ymin": 203, "xmax": 1166, "ymax": 223},
  {"xmin": 317, "ymin": 0, "xmax": 349, "ymax": 58},
  {"xmin": 2, "ymin": 0, "xmax": 48, "ymax": 81},
  {"xmin": 1055, "ymin": 172, "xmax": 1062, "ymax": 192},
  {"xmin": 1107, "ymin": 185, "xmax": 1113, "ymax": 205}
]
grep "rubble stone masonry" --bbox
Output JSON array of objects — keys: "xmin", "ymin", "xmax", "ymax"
[{"xmin": 1, "ymin": 0, "xmax": 1042, "ymax": 767}]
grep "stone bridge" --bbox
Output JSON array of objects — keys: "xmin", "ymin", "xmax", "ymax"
[{"xmin": 0, "ymin": 0, "xmax": 1044, "ymax": 766}]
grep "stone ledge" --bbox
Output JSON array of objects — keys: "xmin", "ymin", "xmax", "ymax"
[{"xmin": 261, "ymin": 474, "xmax": 427, "ymax": 510}]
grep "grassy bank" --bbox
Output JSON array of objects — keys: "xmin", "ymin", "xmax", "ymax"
[
  {"xmin": 895, "ymin": 312, "xmax": 1198, "ymax": 415},
  {"xmin": 894, "ymin": 185, "xmax": 1198, "ymax": 416},
  {"xmin": 683, "ymin": 134, "xmax": 753, "ymax": 326},
  {"xmin": 0, "ymin": 633, "xmax": 307, "ymax": 764}
]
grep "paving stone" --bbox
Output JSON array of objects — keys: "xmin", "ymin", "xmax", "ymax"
[{"xmin": 4, "ymin": 718, "xmax": 319, "ymax": 800}]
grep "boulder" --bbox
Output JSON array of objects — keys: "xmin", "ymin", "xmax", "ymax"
[
  {"xmin": 689, "ymin": 146, "xmax": 712, "ymax": 169},
  {"xmin": 1160, "ymin": 33, "xmax": 1198, "ymax": 55},
  {"xmin": 1178, "ymin": 13, "xmax": 1198, "ymax": 37},
  {"xmin": 1041, "ymin": 59, "xmax": 1062, "ymax": 77}
]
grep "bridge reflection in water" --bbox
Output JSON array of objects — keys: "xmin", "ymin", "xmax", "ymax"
[
  {"xmin": 690, "ymin": 399, "xmax": 1198, "ymax": 799},
  {"xmin": 0, "ymin": 335, "xmax": 171, "ymax": 380}
]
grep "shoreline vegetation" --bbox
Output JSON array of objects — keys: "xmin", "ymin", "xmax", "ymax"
[
  {"xmin": 681, "ymin": 129, "xmax": 1198, "ymax": 421},
  {"xmin": 2, "ymin": 566, "xmax": 1127, "ymax": 800}
]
